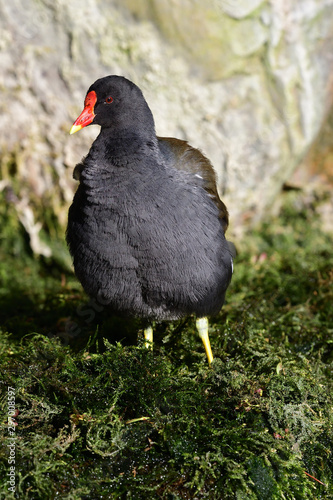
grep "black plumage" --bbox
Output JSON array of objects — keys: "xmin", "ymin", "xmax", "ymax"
[{"xmin": 67, "ymin": 75, "xmax": 233, "ymax": 363}]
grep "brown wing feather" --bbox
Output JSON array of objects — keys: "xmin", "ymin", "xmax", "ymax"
[{"xmin": 158, "ymin": 137, "xmax": 229, "ymax": 231}]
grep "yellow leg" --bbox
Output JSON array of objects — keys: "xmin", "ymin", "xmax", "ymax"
[
  {"xmin": 144, "ymin": 326, "xmax": 153, "ymax": 349},
  {"xmin": 196, "ymin": 317, "xmax": 213, "ymax": 365}
]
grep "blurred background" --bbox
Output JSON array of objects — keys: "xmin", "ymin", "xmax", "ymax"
[{"xmin": 0, "ymin": 0, "xmax": 332, "ymax": 262}]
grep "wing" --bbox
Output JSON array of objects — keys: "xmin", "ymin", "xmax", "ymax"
[{"xmin": 158, "ymin": 137, "xmax": 229, "ymax": 232}]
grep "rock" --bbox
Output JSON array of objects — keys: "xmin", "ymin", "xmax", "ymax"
[{"xmin": 0, "ymin": 0, "xmax": 332, "ymax": 255}]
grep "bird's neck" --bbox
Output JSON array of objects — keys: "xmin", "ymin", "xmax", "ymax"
[
  {"xmin": 91, "ymin": 128, "xmax": 158, "ymax": 158},
  {"xmin": 79, "ymin": 130, "xmax": 163, "ymax": 198}
]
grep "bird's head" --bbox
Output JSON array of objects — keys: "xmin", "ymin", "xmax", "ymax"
[{"xmin": 70, "ymin": 75, "xmax": 155, "ymax": 137}]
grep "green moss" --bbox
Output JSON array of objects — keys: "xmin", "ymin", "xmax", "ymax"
[{"xmin": 0, "ymin": 190, "xmax": 332, "ymax": 498}]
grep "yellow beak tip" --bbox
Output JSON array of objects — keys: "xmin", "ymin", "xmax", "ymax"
[{"xmin": 69, "ymin": 124, "xmax": 82, "ymax": 135}]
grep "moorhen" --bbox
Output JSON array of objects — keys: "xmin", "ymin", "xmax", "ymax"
[{"xmin": 67, "ymin": 75, "xmax": 234, "ymax": 364}]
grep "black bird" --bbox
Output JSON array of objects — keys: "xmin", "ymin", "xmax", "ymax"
[{"xmin": 67, "ymin": 75, "xmax": 233, "ymax": 364}]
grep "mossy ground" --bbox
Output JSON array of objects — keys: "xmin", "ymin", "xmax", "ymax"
[{"xmin": 0, "ymin": 190, "xmax": 332, "ymax": 499}]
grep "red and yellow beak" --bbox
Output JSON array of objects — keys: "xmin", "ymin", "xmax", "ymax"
[{"xmin": 70, "ymin": 91, "xmax": 97, "ymax": 135}]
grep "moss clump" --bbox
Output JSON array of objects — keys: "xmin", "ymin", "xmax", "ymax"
[{"xmin": 0, "ymin": 190, "xmax": 332, "ymax": 498}]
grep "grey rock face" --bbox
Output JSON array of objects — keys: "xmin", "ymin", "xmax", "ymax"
[{"xmin": 0, "ymin": 0, "xmax": 332, "ymax": 253}]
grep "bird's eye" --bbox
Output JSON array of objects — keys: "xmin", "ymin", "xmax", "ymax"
[{"xmin": 105, "ymin": 96, "xmax": 113, "ymax": 104}]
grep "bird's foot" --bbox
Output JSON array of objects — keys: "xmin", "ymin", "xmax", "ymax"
[
  {"xmin": 144, "ymin": 326, "xmax": 153, "ymax": 349},
  {"xmin": 196, "ymin": 317, "xmax": 213, "ymax": 365}
]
